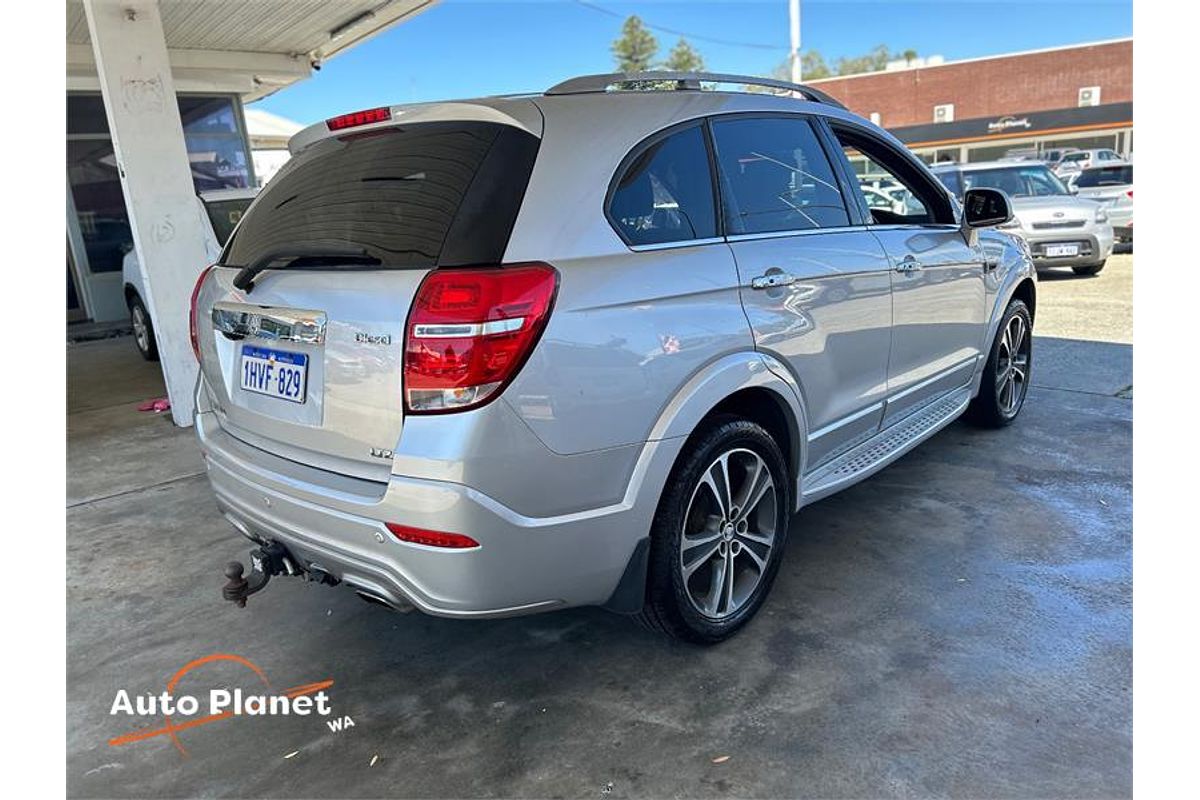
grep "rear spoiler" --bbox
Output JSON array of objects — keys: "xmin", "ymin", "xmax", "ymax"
[{"xmin": 288, "ymin": 100, "xmax": 544, "ymax": 155}]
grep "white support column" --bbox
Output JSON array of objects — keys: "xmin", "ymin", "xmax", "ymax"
[{"xmin": 83, "ymin": 0, "xmax": 210, "ymax": 426}]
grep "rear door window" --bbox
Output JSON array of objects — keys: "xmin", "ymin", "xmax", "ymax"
[
  {"xmin": 222, "ymin": 121, "xmax": 538, "ymax": 269},
  {"xmin": 711, "ymin": 116, "xmax": 850, "ymax": 234},
  {"xmin": 608, "ymin": 124, "xmax": 717, "ymax": 246}
]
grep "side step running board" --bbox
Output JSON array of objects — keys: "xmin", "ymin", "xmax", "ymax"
[{"xmin": 801, "ymin": 387, "xmax": 971, "ymax": 506}]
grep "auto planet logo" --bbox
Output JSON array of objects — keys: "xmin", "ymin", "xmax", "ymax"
[{"xmin": 108, "ymin": 653, "xmax": 345, "ymax": 757}]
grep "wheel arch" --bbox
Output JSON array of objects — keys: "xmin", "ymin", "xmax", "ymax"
[
  {"xmin": 1011, "ymin": 276, "xmax": 1036, "ymax": 321},
  {"xmin": 649, "ymin": 352, "xmax": 808, "ymax": 512}
]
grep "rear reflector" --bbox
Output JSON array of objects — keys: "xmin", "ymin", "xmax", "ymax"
[
  {"xmin": 326, "ymin": 107, "xmax": 391, "ymax": 131},
  {"xmin": 385, "ymin": 523, "xmax": 480, "ymax": 549},
  {"xmin": 189, "ymin": 265, "xmax": 214, "ymax": 361},
  {"xmin": 404, "ymin": 263, "xmax": 558, "ymax": 413}
]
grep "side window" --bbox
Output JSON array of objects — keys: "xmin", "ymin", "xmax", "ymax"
[
  {"xmin": 933, "ymin": 169, "xmax": 963, "ymax": 198},
  {"xmin": 828, "ymin": 124, "xmax": 954, "ymax": 225},
  {"xmin": 710, "ymin": 116, "xmax": 850, "ymax": 234},
  {"xmin": 608, "ymin": 125, "xmax": 717, "ymax": 246}
]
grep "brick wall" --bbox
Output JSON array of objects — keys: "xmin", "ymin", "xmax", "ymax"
[{"xmin": 809, "ymin": 40, "xmax": 1132, "ymax": 128}]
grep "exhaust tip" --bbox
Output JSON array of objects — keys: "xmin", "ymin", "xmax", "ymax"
[
  {"xmin": 221, "ymin": 510, "xmax": 267, "ymax": 545},
  {"xmin": 354, "ymin": 590, "xmax": 415, "ymax": 614}
]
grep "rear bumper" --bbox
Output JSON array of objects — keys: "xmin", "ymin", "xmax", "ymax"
[{"xmin": 196, "ymin": 409, "xmax": 665, "ymax": 618}]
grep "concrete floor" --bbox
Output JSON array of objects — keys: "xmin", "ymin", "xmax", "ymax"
[{"xmin": 67, "ymin": 256, "xmax": 1132, "ymax": 798}]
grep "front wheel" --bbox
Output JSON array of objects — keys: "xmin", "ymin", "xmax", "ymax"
[
  {"xmin": 129, "ymin": 295, "xmax": 159, "ymax": 361},
  {"xmin": 636, "ymin": 418, "xmax": 791, "ymax": 643},
  {"xmin": 968, "ymin": 299, "xmax": 1032, "ymax": 428}
]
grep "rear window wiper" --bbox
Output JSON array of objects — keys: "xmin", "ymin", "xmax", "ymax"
[{"xmin": 231, "ymin": 246, "xmax": 381, "ymax": 293}]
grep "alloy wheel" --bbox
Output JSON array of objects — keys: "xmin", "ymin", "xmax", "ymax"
[
  {"xmin": 996, "ymin": 312, "xmax": 1030, "ymax": 417},
  {"xmin": 132, "ymin": 305, "xmax": 150, "ymax": 354},
  {"xmin": 679, "ymin": 447, "xmax": 778, "ymax": 620}
]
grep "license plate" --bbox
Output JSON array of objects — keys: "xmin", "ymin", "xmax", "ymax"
[
  {"xmin": 240, "ymin": 345, "xmax": 308, "ymax": 404},
  {"xmin": 1044, "ymin": 243, "xmax": 1079, "ymax": 257}
]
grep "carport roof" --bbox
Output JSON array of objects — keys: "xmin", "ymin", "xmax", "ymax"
[{"xmin": 67, "ymin": 0, "xmax": 438, "ymax": 100}]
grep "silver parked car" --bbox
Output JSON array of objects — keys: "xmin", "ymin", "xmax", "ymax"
[
  {"xmin": 932, "ymin": 161, "xmax": 1113, "ymax": 276},
  {"xmin": 1073, "ymin": 162, "xmax": 1133, "ymax": 243},
  {"xmin": 194, "ymin": 72, "xmax": 1036, "ymax": 642}
]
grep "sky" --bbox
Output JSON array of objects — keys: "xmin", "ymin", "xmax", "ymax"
[{"xmin": 253, "ymin": 0, "xmax": 1132, "ymax": 124}]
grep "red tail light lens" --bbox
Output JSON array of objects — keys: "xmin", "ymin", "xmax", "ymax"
[
  {"xmin": 1126, "ymin": 190, "xmax": 1133, "ymax": 199},
  {"xmin": 326, "ymin": 107, "xmax": 391, "ymax": 131},
  {"xmin": 386, "ymin": 523, "xmax": 479, "ymax": 549},
  {"xmin": 189, "ymin": 265, "xmax": 215, "ymax": 361},
  {"xmin": 404, "ymin": 263, "xmax": 558, "ymax": 413}
]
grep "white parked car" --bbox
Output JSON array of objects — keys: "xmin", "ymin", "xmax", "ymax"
[
  {"xmin": 122, "ymin": 188, "xmax": 257, "ymax": 360},
  {"xmin": 1053, "ymin": 148, "xmax": 1123, "ymax": 177}
]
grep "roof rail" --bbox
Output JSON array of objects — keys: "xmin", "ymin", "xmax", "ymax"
[{"xmin": 544, "ymin": 72, "xmax": 847, "ymax": 109}]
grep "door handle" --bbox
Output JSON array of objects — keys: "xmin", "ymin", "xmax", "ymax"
[
  {"xmin": 750, "ymin": 272, "xmax": 797, "ymax": 290},
  {"xmin": 894, "ymin": 256, "xmax": 923, "ymax": 274}
]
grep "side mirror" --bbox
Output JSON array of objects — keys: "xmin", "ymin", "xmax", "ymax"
[
  {"xmin": 1068, "ymin": 183, "xmax": 1079, "ymax": 194},
  {"xmin": 963, "ymin": 188, "xmax": 1013, "ymax": 228}
]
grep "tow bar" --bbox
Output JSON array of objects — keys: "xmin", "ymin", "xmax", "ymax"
[{"xmin": 222, "ymin": 541, "xmax": 338, "ymax": 608}]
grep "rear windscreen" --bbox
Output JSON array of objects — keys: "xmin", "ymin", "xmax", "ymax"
[
  {"xmin": 1076, "ymin": 165, "xmax": 1132, "ymax": 187},
  {"xmin": 204, "ymin": 198, "xmax": 254, "ymax": 246},
  {"xmin": 222, "ymin": 121, "xmax": 539, "ymax": 269}
]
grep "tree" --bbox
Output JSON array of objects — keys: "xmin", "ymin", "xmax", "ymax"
[
  {"xmin": 835, "ymin": 44, "xmax": 892, "ymax": 76},
  {"xmin": 663, "ymin": 38, "xmax": 705, "ymax": 72},
  {"xmin": 611, "ymin": 15, "xmax": 658, "ymax": 73},
  {"xmin": 801, "ymin": 50, "xmax": 832, "ymax": 80}
]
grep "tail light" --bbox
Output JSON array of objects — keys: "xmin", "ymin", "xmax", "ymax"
[
  {"xmin": 189, "ymin": 265, "xmax": 214, "ymax": 361},
  {"xmin": 1126, "ymin": 190, "xmax": 1133, "ymax": 199},
  {"xmin": 404, "ymin": 263, "xmax": 558, "ymax": 413},
  {"xmin": 386, "ymin": 523, "xmax": 479, "ymax": 549}
]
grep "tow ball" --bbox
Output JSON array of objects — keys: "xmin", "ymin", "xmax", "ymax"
[{"xmin": 222, "ymin": 541, "xmax": 338, "ymax": 608}]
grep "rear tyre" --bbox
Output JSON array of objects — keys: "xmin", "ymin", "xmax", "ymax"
[
  {"xmin": 129, "ymin": 295, "xmax": 159, "ymax": 361},
  {"xmin": 1072, "ymin": 260, "xmax": 1106, "ymax": 276},
  {"xmin": 968, "ymin": 299, "xmax": 1032, "ymax": 428},
  {"xmin": 636, "ymin": 417, "xmax": 790, "ymax": 644}
]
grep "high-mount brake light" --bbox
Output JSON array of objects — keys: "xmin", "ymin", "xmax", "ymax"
[
  {"xmin": 189, "ymin": 265, "xmax": 215, "ymax": 361},
  {"xmin": 325, "ymin": 107, "xmax": 392, "ymax": 131},
  {"xmin": 404, "ymin": 263, "xmax": 558, "ymax": 413}
]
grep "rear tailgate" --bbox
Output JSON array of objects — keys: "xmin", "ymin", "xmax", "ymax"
[{"xmin": 194, "ymin": 106, "xmax": 541, "ymax": 480}]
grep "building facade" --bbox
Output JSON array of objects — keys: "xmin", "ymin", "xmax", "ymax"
[{"xmin": 808, "ymin": 38, "xmax": 1132, "ymax": 165}]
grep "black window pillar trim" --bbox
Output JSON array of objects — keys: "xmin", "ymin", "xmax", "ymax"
[{"xmin": 812, "ymin": 115, "xmax": 872, "ymax": 227}]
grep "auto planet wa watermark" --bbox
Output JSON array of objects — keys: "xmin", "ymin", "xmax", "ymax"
[{"xmin": 107, "ymin": 653, "xmax": 351, "ymax": 757}]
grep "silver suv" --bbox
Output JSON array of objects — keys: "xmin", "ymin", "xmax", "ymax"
[
  {"xmin": 932, "ymin": 161, "xmax": 1113, "ymax": 276},
  {"xmin": 194, "ymin": 72, "xmax": 1036, "ymax": 642}
]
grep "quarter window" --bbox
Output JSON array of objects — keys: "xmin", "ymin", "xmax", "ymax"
[
  {"xmin": 710, "ymin": 116, "xmax": 850, "ymax": 234},
  {"xmin": 608, "ymin": 125, "xmax": 717, "ymax": 246}
]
